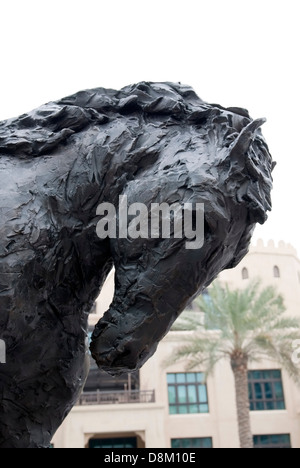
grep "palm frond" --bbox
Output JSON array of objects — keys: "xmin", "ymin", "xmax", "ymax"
[
  {"xmin": 171, "ymin": 311, "xmax": 204, "ymax": 331},
  {"xmin": 250, "ymin": 334, "xmax": 300, "ymax": 384},
  {"xmin": 167, "ymin": 278, "xmax": 300, "ymax": 384},
  {"xmin": 163, "ymin": 332, "xmax": 227, "ymax": 376}
]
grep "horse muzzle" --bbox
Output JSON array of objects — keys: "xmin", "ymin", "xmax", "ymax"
[{"xmin": 90, "ymin": 304, "xmax": 160, "ymax": 375}]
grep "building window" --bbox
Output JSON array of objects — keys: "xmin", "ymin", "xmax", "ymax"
[
  {"xmin": 248, "ymin": 370, "xmax": 285, "ymax": 411},
  {"xmin": 273, "ymin": 266, "xmax": 280, "ymax": 278},
  {"xmin": 253, "ymin": 434, "xmax": 291, "ymax": 449},
  {"xmin": 167, "ymin": 373, "xmax": 209, "ymax": 414},
  {"xmin": 242, "ymin": 267, "xmax": 249, "ymax": 280},
  {"xmin": 171, "ymin": 438, "xmax": 213, "ymax": 449},
  {"xmin": 89, "ymin": 437, "xmax": 137, "ymax": 448}
]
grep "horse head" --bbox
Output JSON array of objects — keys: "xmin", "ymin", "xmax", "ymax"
[{"xmin": 85, "ymin": 82, "xmax": 274, "ymax": 375}]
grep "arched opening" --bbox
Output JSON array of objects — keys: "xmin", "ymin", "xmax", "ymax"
[
  {"xmin": 86, "ymin": 432, "xmax": 145, "ymax": 449},
  {"xmin": 273, "ymin": 266, "xmax": 280, "ymax": 278},
  {"xmin": 242, "ymin": 267, "xmax": 249, "ymax": 280}
]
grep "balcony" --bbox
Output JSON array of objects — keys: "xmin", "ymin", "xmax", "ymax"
[{"xmin": 77, "ymin": 389, "xmax": 156, "ymax": 406}]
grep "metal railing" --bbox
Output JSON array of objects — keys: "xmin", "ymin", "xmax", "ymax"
[{"xmin": 77, "ymin": 389, "xmax": 155, "ymax": 406}]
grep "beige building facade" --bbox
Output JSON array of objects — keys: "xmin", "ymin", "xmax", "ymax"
[{"xmin": 52, "ymin": 240, "xmax": 300, "ymax": 449}]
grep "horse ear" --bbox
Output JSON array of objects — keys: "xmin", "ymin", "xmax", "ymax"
[
  {"xmin": 229, "ymin": 118, "xmax": 266, "ymax": 159},
  {"xmin": 221, "ymin": 118, "xmax": 273, "ymax": 225}
]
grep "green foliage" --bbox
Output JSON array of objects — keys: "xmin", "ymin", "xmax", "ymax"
[{"xmin": 166, "ymin": 280, "xmax": 300, "ymax": 383}]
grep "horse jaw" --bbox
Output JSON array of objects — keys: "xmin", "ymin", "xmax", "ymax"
[{"xmin": 90, "ymin": 219, "xmax": 252, "ymax": 375}]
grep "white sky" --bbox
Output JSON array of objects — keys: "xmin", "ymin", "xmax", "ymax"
[{"xmin": 1, "ymin": 0, "xmax": 299, "ymax": 254}]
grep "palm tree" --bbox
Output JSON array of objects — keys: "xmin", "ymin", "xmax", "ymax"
[{"xmin": 166, "ymin": 280, "xmax": 300, "ymax": 449}]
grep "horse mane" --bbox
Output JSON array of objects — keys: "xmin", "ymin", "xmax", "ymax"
[
  {"xmin": 0, "ymin": 82, "xmax": 249, "ymax": 158},
  {"xmin": 0, "ymin": 82, "xmax": 273, "ymax": 225}
]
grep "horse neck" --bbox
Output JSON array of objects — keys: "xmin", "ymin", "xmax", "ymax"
[{"xmin": 71, "ymin": 117, "xmax": 163, "ymax": 208}]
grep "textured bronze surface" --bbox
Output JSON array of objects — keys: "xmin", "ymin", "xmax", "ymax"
[{"xmin": 0, "ymin": 83, "xmax": 273, "ymax": 447}]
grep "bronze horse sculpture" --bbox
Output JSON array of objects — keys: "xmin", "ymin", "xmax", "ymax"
[{"xmin": 0, "ymin": 82, "xmax": 274, "ymax": 448}]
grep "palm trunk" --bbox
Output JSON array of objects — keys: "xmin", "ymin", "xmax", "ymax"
[{"xmin": 230, "ymin": 351, "xmax": 253, "ymax": 449}]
